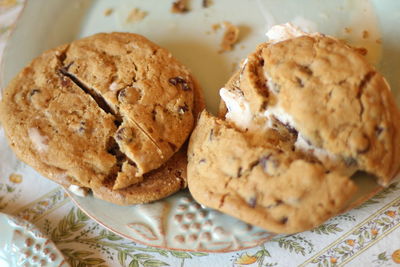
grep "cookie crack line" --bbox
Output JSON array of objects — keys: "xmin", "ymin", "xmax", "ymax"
[
  {"xmin": 59, "ymin": 64, "xmax": 123, "ymax": 125},
  {"xmin": 58, "ymin": 64, "xmax": 136, "ymax": 187},
  {"xmin": 358, "ymin": 71, "xmax": 376, "ymax": 120},
  {"xmin": 59, "ymin": 59, "xmax": 164, "ymax": 158},
  {"xmin": 59, "ymin": 62, "xmax": 164, "ymax": 158},
  {"xmin": 124, "ymin": 115, "xmax": 164, "ymax": 158},
  {"xmin": 58, "ymin": 61, "xmax": 166, "ymax": 185}
]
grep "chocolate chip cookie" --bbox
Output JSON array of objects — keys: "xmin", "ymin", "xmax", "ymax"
[
  {"xmin": 0, "ymin": 32, "xmax": 204, "ymax": 205},
  {"xmin": 188, "ymin": 112, "xmax": 356, "ymax": 234},
  {"xmin": 188, "ymin": 25, "xmax": 400, "ymax": 233}
]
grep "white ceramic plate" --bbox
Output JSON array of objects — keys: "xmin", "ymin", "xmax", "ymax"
[
  {"xmin": 1, "ymin": 0, "xmax": 400, "ymax": 252},
  {"xmin": 0, "ymin": 212, "xmax": 69, "ymax": 267}
]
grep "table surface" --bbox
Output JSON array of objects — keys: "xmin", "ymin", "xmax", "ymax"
[{"xmin": 0, "ymin": 1, "xmax": 399, "ymax": 266}]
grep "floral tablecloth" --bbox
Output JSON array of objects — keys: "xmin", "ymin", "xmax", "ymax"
[{"xmin": 1, "ymin": 1, "xmax": 400, "ymax": 266}]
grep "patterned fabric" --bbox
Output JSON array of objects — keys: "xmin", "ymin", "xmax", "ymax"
[{"xmin": 0, "ymin": 1, "xmax": 399, "ymax": 266}]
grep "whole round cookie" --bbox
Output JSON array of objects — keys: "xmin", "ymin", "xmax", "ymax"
[
  {"xmin": 188, "ymin": 24, "xmax": 400, "ymax": 234},
  {"xmin": 0, "ymin": 32, "xmax": 204, "ymax": 204}
]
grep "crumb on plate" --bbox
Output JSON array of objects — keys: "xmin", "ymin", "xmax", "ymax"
[
  {"xmin": 219, "ymin": 21, "xmax": 240, "ymax": 53},
  {"xmin": 103, "ymin": 8, "xmax": 113, "ymax": 16},
  {"xmin": 126, "ymin": 8, "xmax": 148, "ymax": 23},
  {"xmin": 354, "ymin": 47, "xmax": 368, "ymax": 56},
  {"xmin": 9, "ymin": 173, "xmax": 22, "ymax": 184},
  {"xmin": 344, "ymin": 27, "xmax": 352, "ymax": 34},
  {"xmin": 171, "ymin": 0, "xmax": 189, "ymax": 13},
  {"xmin": 362, "ymin": 30, "xmax": 369, "ymax": 39},
  {"xmin": 202, "ymin": 0, "xmax": 212, "ymax": 8}
]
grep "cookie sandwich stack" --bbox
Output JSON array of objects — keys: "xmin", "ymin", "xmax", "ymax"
[{"xmin": 187, "ymin": 24, "xmax": 400, "ymax": 234}]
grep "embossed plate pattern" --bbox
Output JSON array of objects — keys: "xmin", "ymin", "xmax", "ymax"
[{"xmin": 0, "ymin": 212, "xmax": 69, "ymax": 267}]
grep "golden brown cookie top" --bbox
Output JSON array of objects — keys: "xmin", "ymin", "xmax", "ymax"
[
  {"xmin": 225, "ymin": 34, "xmax": 400, "ymax": 186},
  {"xmin": 0, "ymin": 32, "xmax": 196, "ymax": 192},
  {"xmin": 188, "ymin": 112, "xmax": 356, "ymax": 234}
]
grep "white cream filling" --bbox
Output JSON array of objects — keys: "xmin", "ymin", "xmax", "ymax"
[
  {"xmin": 28, "ymin": 128, "xmax": 48, "ymax": 152},
  {"xmin": 220, "ymin": 23, "xmax": 341, "ymax": 165},
  {"xmin": 263, "ymin": 103, "xmax": 296, "ymax": 129},
  {"xmin": 295, "ymin": 133, "xmax": 336, "ymax": 161},
  {"xmin": 220, "ymin": 88, "xmax": 253, "ymax": 130},
  {"xmin": 68, "ymin": 185, "xmax": 89, "ymax": 197},
  {"xmin": 223, "ymin": 87, "xmax": 339, "ymax": 163},
  {"xmin": 266, "ymin": 22, "xmax": 307, "ymax": 43}
]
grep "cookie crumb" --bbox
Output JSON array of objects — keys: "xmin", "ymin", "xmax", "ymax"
[
  {"xmin": 212, "ymin": 23, "xmax": 221, "ymax": 32},
  {"xmin": 362, "ymin": 30, "xmax": 369, "ymax": 39},
  {"xmin": 344, "ymin": 27, "xmax": 352, "ymax": 34},
  {"xmin": 202, "ymin": 0, "xmax": 212, "ymax": 8},
  {"xmin": 219, "ymin": 21, "xmax": 240, "ymax": 53},
  {"xmin": 9, "ymin": 173, "xmax": 22, "ymax": 184},
  {"xmin": 171, "ymin": 0, "xmax": 189, "ymax": 13},
  {"xmin": 126, "ymin": 8, "xmax": 148, "ymax": 23},
  {"xmin": 354, "ymin": 47, "xmax": 368, "ymax": 56},
  {"xmin": 103, "ymin": 8, "xmax": 113, "ymax": 16}
]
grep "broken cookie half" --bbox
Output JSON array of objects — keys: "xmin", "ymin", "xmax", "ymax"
[
  {"xmin": 187, "ymin": 24, "xmax": 400, "ymax": 234},
  {"xmin": 0, "ymin": 32, "xmax": 204, "ymax": 205}
]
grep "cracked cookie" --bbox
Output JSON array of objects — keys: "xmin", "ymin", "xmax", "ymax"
[
  {"xmin": 220, "ymin": 25, "xmax": 400, "ymax": 186},
  {"xmin": 188, "ymin": 112, "xmax": 356, "ymax": 234},
  {"xmin": 0, "ymin": 32, "xmax": 204, "ymax": 205},
  {"xmin": 188, "ymin": 24, "xmax": 400, "ymax": 233}
]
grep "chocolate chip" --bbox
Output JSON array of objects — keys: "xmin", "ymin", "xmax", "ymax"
[
  {"xmin": 169, "ymin": 77, "xmax": 179, "ymax": 85},
  {"xmin": 296, "ymin": 77, "xmax": 304, "ymax": 87},
  {"xmin": 209, "ymin": 129, "xmax": 214, "ymax": 141},
  {"xmin": 266, "ymin": 199, "xmax": 283, "ymax": 209},
  {"xmin": 151, "ymin": 109, "xmax": 156, "ymax": 121},
  {"xmin": 78, "ymin": 122, "xmax": 86, "ymax": 133},
  {"xmin": 199, "ymin": 158, "xmax": 206, "ymax": 164},
  {"xmin": 375, "ymin": 126, "xmax": 384, "ymax": 136},
  {"xmin": 260, "ymin": 58, "xmax": 265, "ymax": 66},
  {"xmin": 114, "ymin": 120, "xmax": 121, "ymax": 127},
  {"xmin": 300, "ymin": 65, "xmax": 313, "ymax": 75},
  {"xmin": 117, "ymin": 89, "xmax": 127, "ymax": 102},
  {"xmin": 305, "ymin": 138, "xmax": 312, "ymax": 146},
  {"xmin": 260, "ymin": 101, "xmax": 268, "ymax": 111},
  {"xmin": 168, "ymin": 142, "xmax": 177, "ymax": 151},
  {"xmin": 182, "ymin": 83, "xmax": 190, "ymax": 91},
  {"xmin": 174, "ymin": 170, "xmax": 182, "ymax": 178},
  {"xmin": 115, "ymin": 127, "xmax": 134, "ymax": 143},
  {"xmin": 248, "ymin": 197, "xmax": 257, "ymax": 208},
  {"xmin": 284, "ymin": 123, "xmax": 298, "ymax": 138},
  {"xmin": 237, "ymin": 167, "xmax": 243, "ymax": 178},
  {"xmin": 344, "ymin": 157, "xmax": 357, "ymax": 167},
  {"xmin": 259, "ymin": 154, "xmax": 272, "ymax": 170},
  {"xmin": 178, "ymin": 103, "xmax": 189, "ymax": 114},
  {"xmin": 29, "ymin": 89, "xmax": 41, "ymax": 97},
  {"xmin": 169, "ymin": 77, "xmax": 191, "ymax": 91},
  {"xmin": 280, "ymin": 216, "xmax": 288, "ymax": 224}
]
